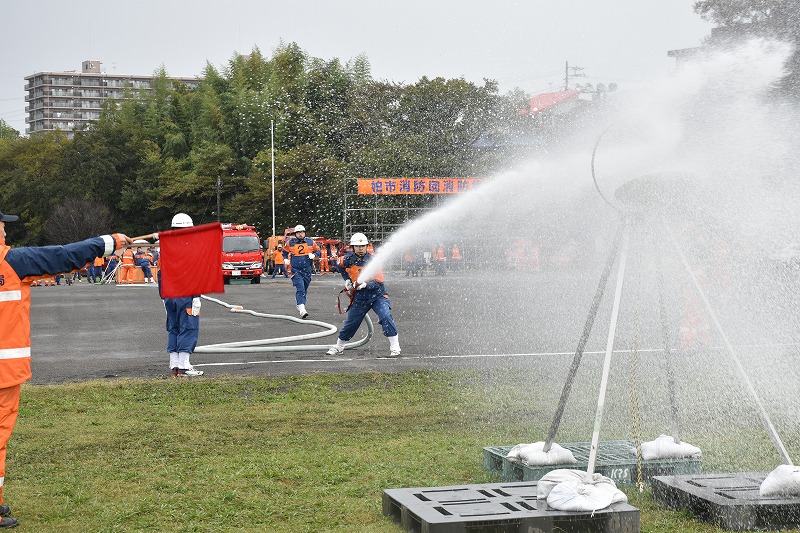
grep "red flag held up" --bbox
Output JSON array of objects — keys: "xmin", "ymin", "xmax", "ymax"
[{"xmin": 159, "ymin": 222, "xmax": 224, "ymax": 298}]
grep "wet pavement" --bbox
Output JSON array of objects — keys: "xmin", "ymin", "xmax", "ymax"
[
  {"xmin": 27, "ymin": 263, "xmax": 800, "ymax": 389},
  {"xmin": 28, "ymin": 268, "xmax": 603, "ymax": 384}
]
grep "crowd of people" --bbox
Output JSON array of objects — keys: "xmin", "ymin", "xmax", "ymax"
[
  {"xmin": 401, "ymin": 243, "xmax": 463, "ymax": 277},
  {"xmin": 28, "ymin": 243, "xmax": 161, "ymax": 287}
]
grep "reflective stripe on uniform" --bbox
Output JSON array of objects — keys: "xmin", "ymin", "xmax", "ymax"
[
  {"xmin": 0, "ymin": 290, "xmax": 21, "ymax": 302},
  {"xmin": 0, "ymin": 347, "xmax": 30, "ymax": 360},
  {"xmin": 102, "ymin": 235, "xmax": 115, "ymax": 257},
  {"xmin": 0, "ymin": 476, "xmax": 4, "ymax": 487}
]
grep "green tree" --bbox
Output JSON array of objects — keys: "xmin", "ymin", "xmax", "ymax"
[
  {"xmin": 694, "ymin": 0, "xmax": 800, "ymax": 94},
  {"xmin": 0, "ymin": 132, "xmax": 69, "ymax": 245},
  {"xmin": 0, "ymin": 119, "xmax": 19, "ymax": 140}
]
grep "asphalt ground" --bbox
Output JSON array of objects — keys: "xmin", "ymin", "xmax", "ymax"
[
  {"xmin": 27, "ymin": 260, "xmax": 800, "ymax": 401},
  {"xmin": 28, "ymin": 266, "xmax": 611, "ymax": 384}
]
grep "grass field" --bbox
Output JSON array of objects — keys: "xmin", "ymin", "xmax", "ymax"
[{"xmin": 4, "ymin": 370, "xmax": 798, "ymax": 532}]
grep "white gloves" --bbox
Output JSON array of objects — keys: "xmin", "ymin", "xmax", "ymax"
[
  {"xmin": 284, "ymin": 259, "xmax": 290, "ymax": 266},
  {"xmin": 356, "ymin": 281, "xmax": 367, "ymax": 290},
  {"xmin": 345, "ymin": 279, "xmax": 353, "ymax": 291},
  {"xmin": 191, "ymin": 297, "xmax": 201, "ymax": 316},
  {"xmin": 308, "ymin": 253, "xmax": 316, "ymax": 260}
]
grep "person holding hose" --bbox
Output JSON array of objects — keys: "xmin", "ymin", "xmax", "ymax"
[
  {"xmin": 283, "ymin": 224, "xmax": 318, "ymax": 318},
  {"xmin": 326, "ymin": 232, "xmax": 401, "ymax": 358},
  {"xmin": 0, "ymin": 208, "xmax": 131, "ymax": 528}
]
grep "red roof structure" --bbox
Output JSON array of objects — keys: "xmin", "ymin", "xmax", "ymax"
[{"xmin": 520, "ymin": 90, "xmax": 580, "ymax": 116}]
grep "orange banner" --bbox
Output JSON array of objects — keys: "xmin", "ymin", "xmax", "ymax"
[{"xmin": 357, "ymin": 178, "xmax": 481, "ymax": 195}]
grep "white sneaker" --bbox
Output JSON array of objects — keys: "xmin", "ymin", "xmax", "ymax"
[
  {"xmin": 381, "ymin": 349, "xmax": 401, "ymax": 358},
  {"xmin": 326, "ymin": 346, "xmax": 344, "ymax": 356},
  {"xmin": 183, "ymin": 367, "xmax": 204, "ymax": 376}
]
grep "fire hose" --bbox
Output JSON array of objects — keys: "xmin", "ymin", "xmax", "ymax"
[{"xmin": 193, "ymin": 294, "xmax": 373, "ymax": 354}]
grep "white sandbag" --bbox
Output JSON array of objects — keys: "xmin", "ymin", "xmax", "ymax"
[
  {"xmin": 537, "ymin": 469, "xmax": 591, "ymax": 500},
  {"xmin": 505, "ymin": 441, "xmax": 577, "ymax": 466},
  {"xmin": 540, "ymin": 469, "xmax": 628, "ymax": 512},
  {"xmin": 760, "ymin": 464, "xmax": 800, "ymax": 497},
  {"xmin": 639, "ymin": 434, "xmax": 702, "ymax": 461},
  {"xmin": 547, "ymin": 479, "xmax": 615, "ymax": 512}
]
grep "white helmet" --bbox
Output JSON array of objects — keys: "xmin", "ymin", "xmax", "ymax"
[
  {"xmin": 294, "ymin": 224, "xmax": 306, "ymax": 233},
  {"xmin": 350, "ymin": 233, "xmax": 369, "ymax": 246},
  {"xmin": 171, "ymin": 213, "xmax": 193, "ymax": 228}
]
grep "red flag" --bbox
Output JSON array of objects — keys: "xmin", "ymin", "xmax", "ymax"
[{"xmin": 159, "ymin": 222, "xmax": 224, "ymax": 298}]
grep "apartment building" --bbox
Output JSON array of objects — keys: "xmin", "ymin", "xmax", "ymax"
[{"xmin": 25, "ymin": 60, "xmax": 198, "ymax": 137}]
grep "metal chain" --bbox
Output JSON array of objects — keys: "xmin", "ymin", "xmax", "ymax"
[{"xmin": 629, "ymin": 245, "xmax": 645, "ymax": 492}]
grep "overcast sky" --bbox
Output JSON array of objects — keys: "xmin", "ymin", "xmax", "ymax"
[{"xmin": 0, "ymin": 0, "xmax": 713, "ymax": 136}]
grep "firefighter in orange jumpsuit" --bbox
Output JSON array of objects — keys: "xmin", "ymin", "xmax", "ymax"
[
  {"xmin": 319, "ymin": 244, "xmax": 330, "ymax": 274},
  {"xmin": 0, "ymin": 208, "xmax": 130, "ymax": 528},
  {"xmin": 120, "ymin": 247, "xmax": 136, "ymax": 284},
  {"xmin": 434, "ymin": 244, "xmax": 446, "ymax": 275},
  {"xmin": 451, "ymin": 244, "xmax": 462, "ymax": 272},
  {"xmin": 270, "ymin": 245, "xmax": 287, "ymax": 278}
]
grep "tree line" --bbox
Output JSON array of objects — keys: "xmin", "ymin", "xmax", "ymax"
[
  {"xmin": 0, "ymin": 43, "xmax": 526, "ymax": 246},
  {"xmin": 3, "ymin": 1, "xmax": 798, "ymax": 246}
]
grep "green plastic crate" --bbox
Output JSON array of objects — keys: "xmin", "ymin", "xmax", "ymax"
[{"xmin": 484, "ymin": 441, "xmax": 701, "ymax": 485}]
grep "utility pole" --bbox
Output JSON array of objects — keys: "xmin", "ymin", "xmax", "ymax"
[
  {"xmin": 271, "ymin": 120, "xmax": 276, "ymax": 237},
  {"xmin": 216, "ymin": 176, "xmax": 221, "ymax": 222},
  {"xmin": 564, "ymin": 61, "xmax": 585, "ymax": 91}
]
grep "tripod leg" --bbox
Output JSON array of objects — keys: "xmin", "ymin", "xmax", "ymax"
[
  {"xmin": 664, "ymin": 219, "xmax": 793, "ymax": 466},
  {"xmin": 587, "ymin": 219, "xmax": 631, "ymax": 474},
  {"xmin": 544, "ymin": 220, "xmax": 625, "ymax": 452}
]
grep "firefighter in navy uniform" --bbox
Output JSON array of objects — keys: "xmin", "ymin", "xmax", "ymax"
[
  {"xmin": 283, "ymin": 224, "xmax": 319, "ymax": 318},
  {"xmin": 326, "ymin": 233, "xmax": 401, "ymax": 358},
  {"xmin": 0, "ymin": 208, "xmax": 131, "ymax": 529}
]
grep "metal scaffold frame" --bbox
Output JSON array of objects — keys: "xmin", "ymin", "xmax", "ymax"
[
  {"xmin": 342, "ymin": 178, "xmax": 448, "ymax": 245},
  {"xmin": 341, "ymin": 177, "xmax": 510, "ymax": 275}
]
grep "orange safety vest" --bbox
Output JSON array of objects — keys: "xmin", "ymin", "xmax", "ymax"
[
  {"xmin": 93, "ymin": 256, "xmax": 105, "ymax": 267},
  {"xmin": 122, "ymin": 249, "xmax": 135, "ymax": 265},
  {"xmin": 0, "ymin": 246, "xmax": 32, "ymax": 389},
  {"xmin": 451, "ymin": 246, "xmax": 461, "ymax": 261},
  {"xmin": 344, "ymin": 257, "xmax": 385, "ymax": 284}
]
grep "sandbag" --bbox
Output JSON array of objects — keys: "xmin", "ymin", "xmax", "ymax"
[
  {"xmin": 537, "ymin": 469, "xmax": 592, "ymax": 500},
  {"xmin": 538, "ymin": 469, "xmax": 628, "ymax": 512},
  {"xmin": 505, "ymin": 441, "xmax": 577, "ymax": 466},
  {"xmin": 760, "ymin": 464, "xmax": 800, "ymax": 497},
  {"xmin": 639, "ymin": 434, "xmax": 702, "ymax": 461},
  {"xmin": 547, "ymin": 479, "xmax": 615, "ymax": 512}
]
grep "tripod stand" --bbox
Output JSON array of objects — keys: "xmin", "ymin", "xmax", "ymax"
[{"xmin": 541, "ymin": 180, "xmax": 793, "ymax": 481}]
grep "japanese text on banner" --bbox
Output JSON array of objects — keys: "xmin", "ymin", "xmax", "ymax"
[{"xmin": 357, "ymin": 178, "xmax": 481, "ymax": 195}]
